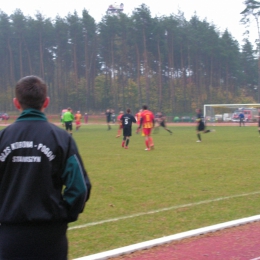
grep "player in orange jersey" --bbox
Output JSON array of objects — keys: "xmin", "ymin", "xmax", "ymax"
[
  {"xmin": 138, "ymin": 105, "xmax": 155, "ymax": 151},
  {"xmin": 116, "ymin": 111, "xmax": 124, "ymax": 138},
  {"xmin": 75, "ymin": 111, "xmax": 82, "ymax": 131},
  {"xmin": 135, "ymin": 109, "xmax": 142, "ymax": 134}
]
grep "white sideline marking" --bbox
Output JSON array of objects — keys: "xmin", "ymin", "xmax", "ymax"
[
  {"xmin": 250, "ymin": 258, "xmax": 260, "ymax": 260},
  {"xmin": 69, "ymin": 191, "xmax": 260, "ymax": 230},
  {"xmin": 74, "ymin": 215, "xmax": 260, "ymax": 260}
]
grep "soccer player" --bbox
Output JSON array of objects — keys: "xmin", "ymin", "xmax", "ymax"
[
  {"xmin": 105, "ymin": 109, "xmax": 112, "ymax": 130},
  {"xmin": 75, "ymin": 110, "xmax": 82, "ymax": 131},
  {"xmin": 135, "ymin": 109, "xmax": 142, "ymax": 133},
  {"xmin": 120, "ymin": 108, "xmax": 136, "ymax": 149},
  {"xmin": 84, "ymin": 112, "xmax": 88, "ymax": 123},
  {"xmin": 196, "ymin": 108, "xmax": 214, "ymax": 142},
  {"xmin": 153, "ymin": 112, "xmax": 172, "ymax": 134},
  {"xmin": 138, "ymin": 105, "xmax": 155, "ymax": 151},
  {"xmin": 0, "ymin": 75, "xmax": 91, "ymax": 260},
  {"xmin": 116, "ymin": 111, "xmax": 124, "ymax": 138},
  {"xmin": 62, "ymin": 107, "xmax": 74, "ymax": 135},
  {"xmin": 111, "ymin": 110, "xmax": 116, "ymax": 123}
]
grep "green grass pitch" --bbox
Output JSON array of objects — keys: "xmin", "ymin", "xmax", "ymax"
[
  {"xmin": 67, "ymin": 124, "xmax": 260, "ymax": 259},
  {"xmin": 2, "ymin": 123, "xmax": 260, "ymax": 259}
]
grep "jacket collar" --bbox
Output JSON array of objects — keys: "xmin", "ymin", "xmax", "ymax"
[{"xmin": 16, "ymin": 109, "xmax": 47, "ymax": 121}]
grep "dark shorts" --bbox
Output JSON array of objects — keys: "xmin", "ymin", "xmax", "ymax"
[
  {"xmin": 65, "ymin": 121, "xmax": 72, "ymax": 131},
  {"xmin": 123, "ymin": 127, "xmax": 132, "ymax": 137},
  {"xmin": 0, "ymin": 222, "xmax": 68, "ymax": 260},
  {"xmin": 160, "ymin": 121, "xmax": 166, "ymax": 127},
  {"xmin": 197, "ymin": 122, "xmax": 205, "ymax": 131}
]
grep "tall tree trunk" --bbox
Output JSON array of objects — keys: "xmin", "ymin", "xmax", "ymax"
[
  {"xmin": 39, "ymin": 32, "xmax": 44, "ymax": 77},
  {"xmin": 143, "ymin": 28, "xmax": 149, "ymax": 106},
  {"xmin": 23, "ymin": 36, "xmax": 33, "ymax": 74},
  {"xmin": 73, "ymin": 43, "xmax": 78, "ymax": 86},
  {"xmin": 7, "ymin": 37, "xmax": 15, "ymax": 86},
  {"xmin": 157, "ymin": 41, "xmax": 162, "ymax": 110},
  {"xmin": 19, "ymin": 39, "xmax": 23, "ymax": 77},
  {"xmin": 110, "ymin": 38, "xmax": 117, "ymax": 109},
  {"xmin": 84, "ymin": 32, "xmax": 89, "ymax": 110},
  {"xmin": 168, "ymin": 34, "xmax": 175, "ymax": 114},
  {"xmin": 135, "ymin": 44, "xmax": 142, "ymax": 107}
]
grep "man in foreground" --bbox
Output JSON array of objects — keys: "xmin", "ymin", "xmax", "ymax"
[
  {"xmin": 139, "ymin": 105, "xmax": 155, "ymax": 151},
  {"xmin": 0, "ymin": 76, "xmax": 91, "ymax": 260}
]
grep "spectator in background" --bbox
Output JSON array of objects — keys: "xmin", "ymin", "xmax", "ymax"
[{"xmin": 239, "ymin": 111, "xmax": 245, "ymax": 127}]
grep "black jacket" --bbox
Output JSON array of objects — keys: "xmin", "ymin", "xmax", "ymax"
[{"xmin": 0, "ymin": 109, "xmax": 91, "ymax": 224}]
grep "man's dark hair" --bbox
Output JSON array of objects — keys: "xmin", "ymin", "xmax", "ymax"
[
  {"xmin": 142, "ymin": 105, "xmax": 148, "ymax": 110},
  {"xmin": 15, "ymin": 76, "xmax": 47, "ymax": 110},
  {"xmin": 126, "ymin": 108, "xmax": 131, "ymax": 113}
]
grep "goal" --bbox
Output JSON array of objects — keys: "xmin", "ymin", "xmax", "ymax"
[{"xmin": 203, "ymin": 103, "xmax": 260, "ymax": 123}]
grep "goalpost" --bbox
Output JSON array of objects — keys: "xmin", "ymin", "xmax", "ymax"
[{"xmin": 203, "ymin": 103, "xmax": 260, "ymax": 123}]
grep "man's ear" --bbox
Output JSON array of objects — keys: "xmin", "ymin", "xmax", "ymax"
[
  {"xmin": 42, "ymin": 97, "xmax": 50, "ymax": 110},
  {"xmin": 13, "ymin": 98, "xmax": 21, "ymax": 110}
]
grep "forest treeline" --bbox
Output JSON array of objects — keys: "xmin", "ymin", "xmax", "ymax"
[{"xmin": 0, "ymin": 4, "xmax": 258, "ymax": 115}]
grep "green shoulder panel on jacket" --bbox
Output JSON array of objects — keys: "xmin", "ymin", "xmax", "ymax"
[{"xmin": 61, "ymin": 154, "xmax": 88, "ymax": 220}]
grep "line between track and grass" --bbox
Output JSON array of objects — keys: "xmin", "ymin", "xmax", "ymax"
[
  {"xmin": 73, "ymin": 215, "xmax": 260, "ymax": 260},
  {"xmin": 69, "ymin": 191, "xmax": 260, "ymax": 231},
  {"xmin": 71, "ymin": 191, "xmax": 260, "ymax": 259}
]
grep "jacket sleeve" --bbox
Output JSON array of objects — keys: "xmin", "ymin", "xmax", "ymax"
[{"xmin": 61, "ymin": 153, "xmax": 91, "ymax": 222}]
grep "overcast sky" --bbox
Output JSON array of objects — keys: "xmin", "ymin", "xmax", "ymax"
[{"xmin": 1, "ymin": 0, "xmax": 258, "ymax": 47}]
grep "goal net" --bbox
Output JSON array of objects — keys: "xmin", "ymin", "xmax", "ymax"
[{"xmin": 203, "ymin": 103, "xmax": 260, "ymax": 123}]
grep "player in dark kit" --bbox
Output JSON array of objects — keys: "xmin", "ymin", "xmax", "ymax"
[
  {"xmin": 105, "ymin": 109, "xmax": 112, "ymax": 130},
  {"xmin": 154, "ymin": 112, "xmax": 172, "ymax": 134},
  {"xmin": 196, "ymin": 108, "xmax": 215, "ymax": 142},
  {"xmin": 120, "ymin": 108, "xmax": 136, "ymax": 149}
]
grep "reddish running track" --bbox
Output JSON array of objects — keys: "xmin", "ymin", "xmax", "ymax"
[{"xmin": 112, "ymin": 221, "xmax": 260, "ymax": 260}]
